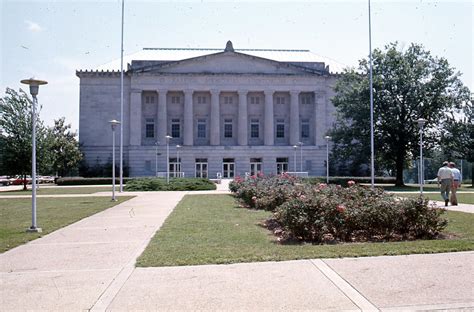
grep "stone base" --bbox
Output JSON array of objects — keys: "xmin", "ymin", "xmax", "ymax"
[{"xmin": 26, "ymin": 227, "xmax": 42, "ymax": 233}]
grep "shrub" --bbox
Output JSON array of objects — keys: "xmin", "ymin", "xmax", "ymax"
[
  {"xmin": 304, "ymin": 176, "xmax": 396, "ymax": 186},
  {"xmin": 56, "ymin": 177, "xmax": 134, "ymax": 185},
  {"xmin": 125, "ymin": 177, "xmax": 216, "ymax": 191}
]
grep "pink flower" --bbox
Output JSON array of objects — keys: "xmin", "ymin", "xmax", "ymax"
[
  {"xmin": 336, "ymin": 204, "xmax": 346, "ymax": 213},
  {"xmin": 252, "ymin": 196, "xmax": 257, "ymax": 202},
  {"xmin": 318, "ymin": 183, "xmax": 327, "ymax": 190},
  {"xmin": 347, "ymin": 180, "xmax": 356, "ymax": 187},
  {"xmin": 299, "ymin": 194, "xmax": 306, "ymax": 199}
]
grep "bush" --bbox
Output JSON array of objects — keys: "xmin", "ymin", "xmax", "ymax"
[
  {"xmin": 125, "ymin": 178, "xmax": 216, "ymax": 191},
  {"xmin": 274, "ymin": 184, "xmax": 447, "ymax": 243},
  {"xmin": 304, "ymin": 176, "xmax": 396, "ymax": 186},
  {"xmin": 56, "ymin": 177, "xmax": 134, "ymax": 185}
]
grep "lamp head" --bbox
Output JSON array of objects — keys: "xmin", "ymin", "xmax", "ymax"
[
  {"xmin": 20, "ymin": 78, "xmax": 48, "ymax": 96},
  {"xmin": 325, "ymin": 135, "xmax": 331, "ymax": 140},
  {"xmin": 109, "ymin": 119, "xmax": 120, "ymax": 130},
  {"xmin": 416, "ymin": 118, "xmax": 427, "ymax": 127}
]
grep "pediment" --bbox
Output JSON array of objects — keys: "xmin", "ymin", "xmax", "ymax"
[{"xmin": 132, "ymin": 51, "xmax": 320, "ymax": 75}]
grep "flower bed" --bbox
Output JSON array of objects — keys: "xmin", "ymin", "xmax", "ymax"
[{"xmin": 230, "ymin": 174, "xmax": 447, "ymax": 243}]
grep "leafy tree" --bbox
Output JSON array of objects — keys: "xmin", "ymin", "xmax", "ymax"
[
  {"xmin": 44, "ymin": 117, "xmax": 83, "ymax": 177},
  {"xmin": 0, "ymin": 88, "xmax": 47, "ymax": 190},
  {"xmin": 330, "ymin": 42, "xmax": 471, "ymax": 186}
]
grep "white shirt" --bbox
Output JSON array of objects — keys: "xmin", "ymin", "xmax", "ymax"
[{"xmin": 437, "ymin": 166, "xmax": 453, "ymax": 180}]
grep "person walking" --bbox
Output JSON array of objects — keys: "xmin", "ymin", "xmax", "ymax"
[
  {"xmin": 437, "ymin": 161, "xmax": 453, "ymax": 206},
  {"xmin": 449, "ymin": 162, "xmax": 462, "ymax": 206}
]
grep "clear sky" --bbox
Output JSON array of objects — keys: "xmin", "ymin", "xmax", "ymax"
[{"xmin": 1, "ymin": 0, "xmax": 472, "ymax": 132}]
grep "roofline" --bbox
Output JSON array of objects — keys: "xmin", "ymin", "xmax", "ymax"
[{"xmin": 143, "ymin": 47, "xmax": 311, "ymax": 53}]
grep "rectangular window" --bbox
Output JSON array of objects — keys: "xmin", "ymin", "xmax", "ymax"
[
  {"xmin": 302, "ymin": 95, "xmax": 312, "ymax": 105},
  {"xmin": 301, "ymin": 119, "xmax": 310, "ymax": 138},
  {"xmin": 250, "ymin": 118, "xmax": 259, "ymax": 138},
  {"xmin": 171, "ymin": 96, "xmax": 181, "ymax": 104},
  {"xmin": 197, "ymin": 96, "xmax": 207, "ymax": 104},
  {"xmin": 171, "ymin": 118, "xmax": 180, "ymax": 138},
  {"xmin": 276, "ymin": 96, "xmax": 286, "ymax": 105},
  {"xmin": 250, "ymin": 96, "xmax": 261, "ymax": 105},
  {"xmin": 145, "ymin": 118, "xmax": 154, "ymax": 138},
  {"xmin": 224, "ymin": 96, "xmax": 233, "ymax": 104},
  {"xmin": 276, "ymin": 119, "xmax": 285, "ymax": 138},
  {"xmin": 197, "ymin": 119, "xmax": 206, "ymax": 138},
  {"xmin": 224, "ymin": 119, "xmax": 233, "ymax": 138},
  {"xmin": 276, "ymin": 157, "xmax": 289, "ymax": 174}
]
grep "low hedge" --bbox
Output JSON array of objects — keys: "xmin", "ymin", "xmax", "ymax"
[
  {"xmin": 125, "ymin": 178, "xmax": 216, "ymax": 191},
  {"xmin": 304, "ymin": 176, "xmax": 396, "ymax": 186},
  {"xmin": 56, "ymin": 177, "xmax": 134, "ymax": 185}
]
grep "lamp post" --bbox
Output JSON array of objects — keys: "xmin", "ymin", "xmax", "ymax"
[
  {"xmin": 298, "ymin": 141, "xmax": 303, "ymax": 172},
  {"xmin": 165, "ymin": 135, "xmax": 172, "ymax": 183},
  {"xmin": 325, "ymin": 135, "xmax": 331, "ymax": 184},
  {"xmin": 293, "ymin": 145, "xmax": 298, "ymax": 173},
  {"xmin": 176, "ymin": 144, "xmax": 181, "ymax": 177},
  {"xmin": 155, "ymin": 141, "xmax": 159, "ymax": 176},
  {"xmin": 21, "ymin": 78, "xmax": 47, "ymax": 233},
  {"xmin": 368, "ymin": 0, "xmax": 375, "ymax": 189},
  {"xmin": 109, "ymin": 120, "xmax": 120, "ymax": 201},
  {"xmin": 416, "ymin": 118, "xmax": 427, "ymax": 194}
]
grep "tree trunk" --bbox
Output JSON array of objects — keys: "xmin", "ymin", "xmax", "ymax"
[
  {"xmin": 471, "ymin": 164, "xmax": 473, "ymax": 188},
  {"xmin": 22, "ymin": 174, "xmax": 27, "ymax": 191},
  {"xmin": 395, "ymin": 152, "xmax": 405, "ymax": 187}
]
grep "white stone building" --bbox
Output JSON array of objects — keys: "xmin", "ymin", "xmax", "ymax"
[{"xmin": 76, "ymin": 41, "xmax": 341, "ymax": 178}]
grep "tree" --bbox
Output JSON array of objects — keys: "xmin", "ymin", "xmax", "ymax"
[
  {"xmin": 329, "ymin": 43, "xmax": 471, "ymax": 186},
  {"xmin": 45, "ymin": 117, "xmax": 83, "ymax": 177},
  {"xmin": 0, "ymin": 88, "xmax": 47, "ymax": 190}
]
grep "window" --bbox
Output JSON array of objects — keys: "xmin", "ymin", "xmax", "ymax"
[
  {"xmin": 276, "ymin": 157, "xmax": 289, "ymax": 174},
  {"xmin": 197, "ymin": 119, "xmax": 206, "ymax": 138},
  {"xmin": 276, "ymin": 96, "xmax": 286, "ymax": 105},
  {"xmin": 145, "ymin": 95, "xmax": 155, "ymax": 104},
  {"xmin": 171, "ymin": 96, "xmax": 181, "ymax": 104},
  {"xmin": 224, "ymin": 119, "xmax": 233, "ymax": 138},
  {"xmin": 301, "ymin": 95, "xmax": 312, "ymax": 105},
  {"xmin": 276, "ymin": 119, "xmax": 285, "ymax": 138},
  {"xmin": 145, "ymin": 118, "xmax": 154, "ymax": 138},
  {"xmin": 171, "ymin": 118, "xmax": 180, "ymax": 138},
  {"xmin": 224, "ymin": 96, "xmax": 233, "ymax": 104},
  {"xmin": 250, "ymin": 119, "xmax": 259, "ymax": 138},
  {"xmin": 197, "ymin": 96, "xmax": 207, "ymax": 104},
  {"xmin": 301, "ymin": 119, "xmax": 310, "ymax": 138},
  {"xmin": 250, "ymin": 96, "xmax": 261, "ymax": 105}
]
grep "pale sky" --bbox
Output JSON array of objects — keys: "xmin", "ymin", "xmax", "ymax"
[{"xmin": 1, "ymin": 0, "xmax": 472, "ymax": 132}]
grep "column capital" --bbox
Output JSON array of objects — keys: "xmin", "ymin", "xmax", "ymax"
[
  {"xmin": 290, "ymin": 90, "xmax": 300, "ymax": 96},
  {"xmin": 156, "ymin": 89, "xmax": 168, "ymax": 94},
  {"xmin": 210, "ymin": 89, "xmax": 220, "ymax": 96},
  {"xmin": 264, "ymin": 90, "xmax": 274, "ymax": 97},
  {"xmin": 237, "ymin": 90, "xmax": 248, "ymax": 96},
  {"xmin": 183, "ymin": 89, "xmax": 194, "ymax": 96}
]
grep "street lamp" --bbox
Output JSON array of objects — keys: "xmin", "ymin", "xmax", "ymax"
[
  {"xmin": 165, "ymin": 135, "xmax": 172, "ymax": 183},
  {"xmin": 21, "ymin": 78, "xmax": 47, "ymax": 233},
  {"xmin": 416, "ymin": 118, "xmax": 427, "ymax": 194},
  {"xmin": 109, "ymin": 119, "xmax": 120, "ymax": 201},
  {"xmin": 176, "ymin": 144, "xmax": 181, "ymax": 177},
  {"xmin": 298, "ymin": 142, "xmax": 303, "ymax": 172},
  {"xmin": 293, "ymin": 145, "xmax": 298, "ymax": 173},
  {"xmin": 155, "ymin": 141, "xmax": 160, "ymax": 176},
  {"xmin": 325, "ymin": 135, "xmax": 331, "ymax": 184}
]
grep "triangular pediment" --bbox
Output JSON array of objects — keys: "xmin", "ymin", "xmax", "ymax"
[{"xmin": 132, "ymin": 51, "xmax": 321, "ymax": 75}]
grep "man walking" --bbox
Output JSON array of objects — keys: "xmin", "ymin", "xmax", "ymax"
[
  {"xmin": 437, "ymin": 161, "xmax": 453, "ymax": 206},
  {"xmin": 449, "ymin": 162, "xmax": 462, "ymax": 206}
]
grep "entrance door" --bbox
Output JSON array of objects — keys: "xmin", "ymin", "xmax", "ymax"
[
  {"xmin": 223, "ymin": 163, "xmax": 235, "ymax": 178},
  {"xmin": 250, "ymin": 162, "xmax": 262, "ymax": 176},
  {"xmin": 195, "ymin": 162, "xmax": 208, "ymax": 178}
]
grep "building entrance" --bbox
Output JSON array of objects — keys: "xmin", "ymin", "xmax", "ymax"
[
  {"xmin": 222, "ymin": 158, "xmax": 235, "ymax": 178},
  {"xmin": 250, "ymin": 158, "xmax": 262, "ymax": 176},
  {"xmin": 195, "ymin": 158, "xmax": 208, "ymax": 178}
]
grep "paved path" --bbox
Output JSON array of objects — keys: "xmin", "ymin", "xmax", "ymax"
[{"xmin": 1, "ymin": 190, "xmax": 473, "ymax": 311}]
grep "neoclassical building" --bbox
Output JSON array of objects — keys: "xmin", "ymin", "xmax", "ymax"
[{"xmin": 77, "ymin": 41, "xmax": 341, "ymax": 178}]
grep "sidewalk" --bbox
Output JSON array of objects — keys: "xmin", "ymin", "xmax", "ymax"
[{"xmin": 1, "ymin": 191, "xmax": 473, "ymax": 311}]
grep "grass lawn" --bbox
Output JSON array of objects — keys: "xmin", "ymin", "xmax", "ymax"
[
  {"xmin": 137, "ymin": 194, "xmax": 474, "ymax": 267},
  {"xmin": 0, "ymin": 186, "xmax": 118, "ymax": 196},
  {"xmin": 400, "ymin": 192, "xmax": 474, "ymax": 205},
  {"xmin": 0, "ymin": 196, "xmax": 133, "ymax": 252},
  {"xmin": 382, "ymin": 184, "xmax": 472, "ymax": 192}
]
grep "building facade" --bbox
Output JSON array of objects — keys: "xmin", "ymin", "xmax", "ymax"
[{"xmin": 77, "ymin": 41, "xmax": 340, "ymax": 178}]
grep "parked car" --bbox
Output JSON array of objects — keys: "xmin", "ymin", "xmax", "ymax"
[
  {"xmin": 0, "ymin": 176, "xmax": 10, "ymax": 186},
  {"xmin": 9, "ymin": 175, "xmax": 32, "ymax": 185}
]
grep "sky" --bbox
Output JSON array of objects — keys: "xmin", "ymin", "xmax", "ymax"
[{"xmin": 1, "ymin": 0, "xmax": 472, "ymax": 133}]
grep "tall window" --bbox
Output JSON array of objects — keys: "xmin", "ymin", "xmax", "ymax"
[
  {"xmin": 197, "ymin": 119, "xmax": 206, "ymax": 138},
  {"xmin": 145, "ymin": 118, "xmax": 154, "ymax": 138},
  {"xmin": 276, "ymin": 96, "xmax": 286, "ymax": 104},
  {"xmin": 224, "ymin": 96, "xmax": 233, "ymax": 104},
  {"xmin": 276, "ymin": 119, "xmax": 285, "ymax": 138},
  {"xmin": 145, "ymin": 95, "xmax": 155, "ymax": 104},
  {"xmin": 224, "ymin": 119, "xmax": 233, "ymax": 138},
  {"xmin": 197, "ymin": 96, "xmax": 207, "ymax": 104},
  {"xmin": 171, "ymin": 96, "xmax": 181, "ymax": 104},
  {"xmin": 250, "ymin": 119, "xmax": 259, "ymax": 138},
  {"xmin": 276, "ymin": 157, "xmax": 289, "ymax": 174},
  {"xmin": 171, "ymin": 118, "xmax": 180, "ymax": 138},
  {"xmin": 301, "ymin": 95, "xmax": 312, "ymax": 105},
  {"xmin": 301, "ymin": 119, "xmax": 310, "ymax": 138},
  {"xmin": 250, "ymin": 96, "xmax": 261, "ymax": 105}
]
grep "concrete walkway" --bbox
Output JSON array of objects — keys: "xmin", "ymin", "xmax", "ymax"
[{"xmin": 1, "ymin": 191, "xmax": 473, "ymax": 311}]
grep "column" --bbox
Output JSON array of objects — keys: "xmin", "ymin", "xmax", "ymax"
[
  {"xmin": 290, "ymin": 91, "xmax": 300, "ymax": 146},
  {"xmin": 314, "ymin": 91, "xmax": 327, "ymax": 145},
  {"xmin": 129, "ymin": 89, "xmax": 142, "ymax": 146},
  {"xmin": 264, "ymin": 90, "xmax": 274, "ymax": 146},
  {"xmin": 183, "ymin": 89, "xmax": 194, "ymax": 146},
  {"xmin": 210, "ymin": 90, "xmax": 220, "ymax": 145},
  {"xmin": 238, "ymin": 90, "xmax": 248, "ymax": 146},
  {"xmin": 157, "ymin": 89, "xmax": 167, "ymax": 145}
]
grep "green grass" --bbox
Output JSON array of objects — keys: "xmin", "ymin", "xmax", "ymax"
[
  {"xmin": 400, "ymin": 193, "xmax": 474, "ymax": 204},
  {"xmin": 0, "ymin": 196, "xmax": 134, "ymax": 252},
  {"xmin": 0, "ymin": 186, "xmax": 119, "ymax": 196},
  {"xmin": 382, "ymin": 184, "xmax": 472, "ymax": 192},
  {"xmin": 137, "ymin": 194, "xmax": 474, "ymax": 267}
]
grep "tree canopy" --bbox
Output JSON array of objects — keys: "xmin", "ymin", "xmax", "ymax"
[{"xmin": 329, "ymin": 42, "xmax": 471, "ymax": 186}]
